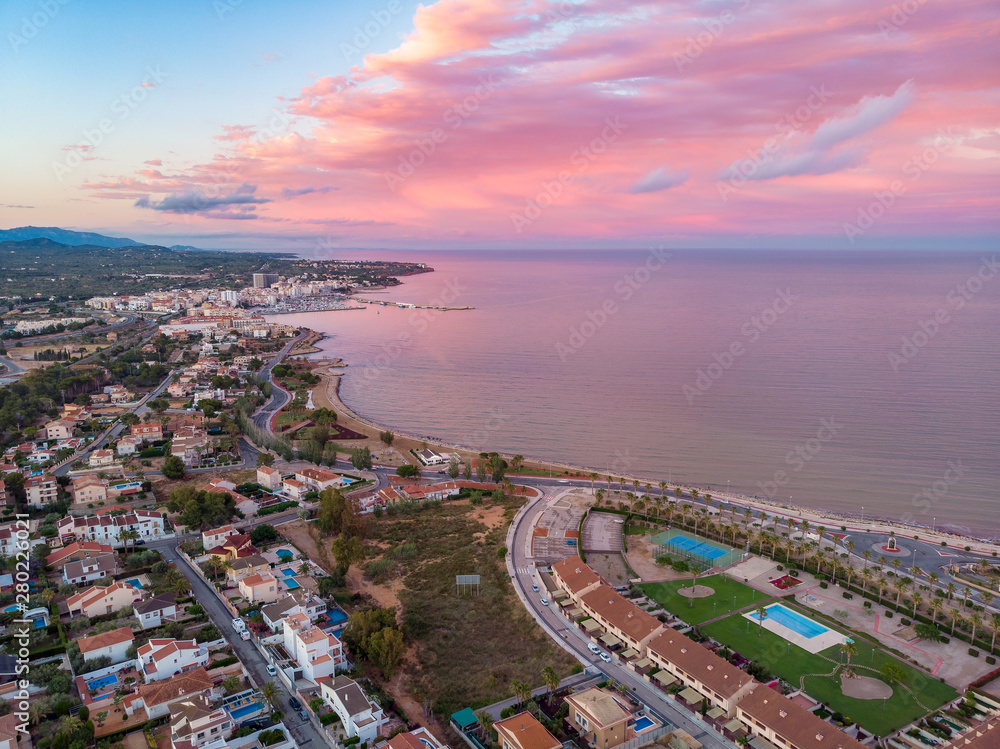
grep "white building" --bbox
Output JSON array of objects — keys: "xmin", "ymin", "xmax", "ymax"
[
  {"xmin": 318, "ymin": 675, "xmax": 387, "ymax": 744},
  {"xmin": 134, "ymin": 593, "xmax": 179, "ymax": 630},
  {"xmin": 57, "ymin": 510, "xmax": 166, "ymax": 546},
  {"xmin": 78, "ymin": 626, "xmax": 135, "ymax": 667},
  {"xmin": 137, "ymin": 638, "xmax": 210, "ymax": 682},
  {"xmin": 281, "ymin": 612, "xmax": 346, "ymax": 684}
]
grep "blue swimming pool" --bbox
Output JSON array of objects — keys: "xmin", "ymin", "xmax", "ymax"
[
  {"xmin": 124, "ymin": 578, "xmax": 143, "ymax": 589},
  {"xmin": 228, "ymin": 701, "xmax": 263, "ymax": 720},
  {"xmin": 2, "ymin": 604, "xmax": 20, "ymax": 614},
  {"xmin": 752, "ymin": 604, "xmax": 832, "ymax": 639},
  {"xmin": 87, "ymin": 673, "xmax": 119, "ymax": 691},
  {"xmin": 275, "ymin": 548, "xmax": 293, "ymax": 560},
  {"xmin": 326, "ymin": 608, "xmax": 348, "ymax": 624},
  {"xmin": 283, "ymin": 579, "xmax": 300, "ymax": 589},
  {"xmin": 634, "ymin": 717, "xmax": 655, "ymax": 732},
  {"xmin": 663, "ymin": 535, "xmax": 727, "ymax": 560},
  {"xmin": 280, "ymin": 568, "xmax": 297, "ymax": 577}
]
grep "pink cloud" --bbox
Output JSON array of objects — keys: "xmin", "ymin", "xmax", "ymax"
[{"xmin": 85, "ymin": 0, "xmax": 1000, "ymax": 244}]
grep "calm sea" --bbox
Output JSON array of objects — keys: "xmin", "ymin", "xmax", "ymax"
[{"xmin": 268, "ymin": 250, "xmax": 1000, "ymax": 538}]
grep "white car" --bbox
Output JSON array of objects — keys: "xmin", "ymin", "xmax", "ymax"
[
  {"xmin": 266, "ymin": 665, "xmax": 277, "ymax": 676},
  {"xmin": 240, "ymin": 630, "xmax": 251, "ymax": 641},
  {"xmin": 588, "ymin": 643, "xmax": 601, "ymax": 654},
  {"xmin": 531, "ymin": 584, "xmax": 539, "ymax": 592},
  {"xmin": 540, "ymin": 598, "xmax": 549, "ymax": 606},
  {"xmin": 599, "ymin": 651, "xmax": 612, "ymax": 662}
]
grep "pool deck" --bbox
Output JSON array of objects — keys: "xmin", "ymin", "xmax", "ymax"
[{"xmin": 741, "ymin": 605, "xmax": 846, "ymax": 654}]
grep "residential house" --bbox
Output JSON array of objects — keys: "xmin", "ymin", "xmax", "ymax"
[
  {"xmin": 646, "ymin": 630, "xmax": 755, "ymax": 718},
  {"xmin": 578, "ymin": 584, "xmax": 664, "ymax": 656},
  {"xmin": 133, "ymin": 667, "xmax": 217, "ymax": 720},
  {"xmin": 238, "ymin": 572, "xmax": 279, "ymax": 604},
  {"xmin": 224, "ymin": 555, "xmax": 268, "ymax": 584},
  {"xmin": 294, "ymin": 468, "xmax": 342, "ymax": 492},
  {"xmin": 261, "ymin": 590, "xmax": 326, "ymax": 632},
  {"xmin": 282, "ymin": 612, "xmax": 345, "ymax": 683},
  {"xmin": 43, "ymin": 419, "xmax": 74, "ymax": 440},
  {"xmin": 281, "ymin": 478, "xmax": 308, "ymax": 500},
  {"xmin": 61, "ymin": 403, "xmax": 89, "ymax": 421},
  {"xmin": 57, "ymin": 510, "xmax": 166, "ymax": 546},
  {"xmin": 169, "ymin": 692, "xmax": 232, "ymax": 749},
  {"xmin": 67, "ymin": 582, "xmax": 140, "ymax": 617},
  {"xmin": 138, "ymin": 638, "xmax": 210, "ymax": 683},
  {"xmin": 415, "ymin": 448, "xmax": 446, "ymax": 465},
  {"xmin": 116, "ymin": 435, "xmax": 141, "ymax": 455},
  {"xmin": 131, "ymin": 423, "xmax": 164, "ymax": 441},
  {"xmin": 736, "ymin": 688, "xmax": 866, "ymax": 749},
  {"xmin": 63, "ymin": 553, "xmax": 119, "ymax": 585},
  {"xmin": 167, "ymin": 383, "xmax": 194, "ymax": 398},
  {"xmin": 0, "ymin": 528, "xmax": 23, "ymax": 557},
  {"xmin": 0, "ymin": 712, "xmax": 29, "ymax": 749},
  {"xmin": 398, "ymin": 481, "xmax": 460, "ymax": 502},
  {"xmin": 0, "ymin": 481, "xmax": 10, "ymax": 507},
  {"xmin": 319, "ymin": 675, "xmax": 387, "ymax": 744},
  {"xmin": 88, "ymin": 449, "xmax": 115, "ymax": 467},
  {"xmin": 551, "ymin": 557, "xmax": 603, "ymax": 604},
  {"xmin": 46, "ymin": 541, "xmax": 114, "ymax": 570},
  {"xmin": 171, "ymin": 428, "xmax": 210, "ymax": 466},
  {"xmin": 71, "ymin": 475, "xmax": 109, "ymax": 505},
  {"xmin": 77, "ymin": 626, "xmax": 135, "ymax": 666},
  {"xmin": 256, "ymin": 466, "xmax": 281, "ymax": 491},
  {"xmin": 564, "ymin": 688, "xmax": 632, "ymax": 749},
  {"xmin": 388, "ymin": 728, "xmax": 445, "ymax": 749},
  {"xmin": 201, "ymin": 525, "xmax": 239, "ymax": 550},
  {"xmin": 24, "ymin": 474, "xmax": 58, "ymax": 507},
  {"xmin": 204, "ymin": 533, "xmax": 257, "ymax": 561},
  {"xmin": 134, "ymin": 594, "xmax": 179, "ymax": 630},
  {"xmin": 494, "ymin": 712, "xmax": 561, "ymax": 749}
]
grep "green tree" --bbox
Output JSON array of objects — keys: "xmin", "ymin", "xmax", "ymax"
[
  {"xmin": 368, "ymin": 626, "xmax": 405, "ymax": 676},
  {"xmin": 541, "ymin": 665, "xmax": 559, "ymax": 696},
  {"xmin": 755, "ymin": 605, "xmax": 767, "ymax": 637},
  {"xmin": 879, "ymin": 661, "xmax": 907, "ymax": 685},
  {"xmin": 331, "ymin": 536, "xmax": 363, "ymax": 575},
  {"xmin": 379, "ymin": 431, "xmax": 394, "ymax": 446},
  {"xmin": 447, "ymin": 456, "xmax": 460, "ymax": 480},
  {"xmin": 350, "ymin": 446, "xmax": 372, "ymax": 470},
  {"xmin": 256, "ymin": 452, "xmax": 275, "ymax": 467},
  {"xmin": 161, "ymin": 455, "xmax": 186, "ymax": 479}
]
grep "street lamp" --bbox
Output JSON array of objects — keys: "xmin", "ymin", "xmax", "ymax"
[
  {"xmin": 861, "ymin": 506, "xmax": 865, "ymax": 523},
  {"xmin": 932, "ymin": 517, "xmax": 936, "ymax": 532}
]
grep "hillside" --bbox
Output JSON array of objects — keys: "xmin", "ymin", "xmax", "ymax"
[{"xmin": 0, "ymin": 225, "xmax": 151, "ymax": 248}]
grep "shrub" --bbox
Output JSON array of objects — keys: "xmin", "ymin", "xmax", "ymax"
[
  {"xmin": 987, "ymin": 656, "xmax": 996, "ymax": 666},
  {"xmin": 863, "ymin": 601, "xmax": 872, "ymax": 609},
  {"xmin": 320, "ymin": 714, "xmax": 339, "ymax": 726},
  {"xmin": 257, "ymin": 501, "xmax": 297, "ymax": 517},
  {"xmin": 842, "ymin": 592, "xmax": 853, "ymax": 600},
  {"xmin": 777, "ymin": 565, "xmax": 783, "ymax": 571},
  {"xmin": 500, "ymin": 707, "xmax": 515, "ymax": 719},
  {"xmin": 901, "ymin": 618, "xmax": 911, "ymax": 626},
  {"xmin": 820, "ymin": 581, "xmax": 828, "ymax": 589},
  {"xmin": 884, "ymin": 610, "xmax": 893, "ymax": 618},
  {"xmin": 969, "ymin": 649, "xmax": 979, "ymax": 657}
]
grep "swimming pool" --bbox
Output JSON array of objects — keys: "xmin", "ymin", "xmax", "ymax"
[
  {"xmin": 87, "ymin": 673, "xmax": 119, "ymax": 691},
  {"xmin": 283, "ymin": 579, "xmax": 300, "ymax": 589},
  {"xmin": 275, "ymin": 549, "xmax": 294, "ymax": 560},
  {"xmin": 326, "ymin": 608, "xmax": 348, "ymax": 624},
  {"xmin": 228, "ymin": 701, "xmax": 263, "ymax": 720},
  {"xmin": 2, "ymin": 605, "xmax": 20, "ymax": 614},
  {"xmin": 662, "ymin": 535, "xmax": 727, "ymax": 560},
  {"xmin": 124, "ymin": 578, "xmax": 143, "ymax": 589},
  {"xmin": 633, "ymin": 716, "xmax": 655, "ymax": 732},
  {"xmin": 752, "ymin": 604, "xmax": 831, "ymax": 639},
  {"xmin": 280, "ymin": 568, "xmax": 297, "ymax": 577}
]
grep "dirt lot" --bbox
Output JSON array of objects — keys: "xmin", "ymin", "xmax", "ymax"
[
  {"xmin": 586, "ymin": 553, "xmax": 634, "ymax": 586},
  {"xmin": 275, "ymin": 518, "xmax": 336, "ymax": 572}
]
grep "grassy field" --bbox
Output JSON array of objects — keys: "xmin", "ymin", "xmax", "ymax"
[
  {"xmin": 640, "ymin": 574, "xmax": 765, "ymax": 624},
  {"xmin": 702, "ymin": 610, "xmax": 957, "ymax": 736},
  {"xmin": 366, "ymin": 497, "xmax": 578, "ymax": 717}
]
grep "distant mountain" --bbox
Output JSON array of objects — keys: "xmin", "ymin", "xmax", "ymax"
[
  {"xmin": 0, "ymin": 226, "xmax": 149, "ymax": 248},
  {"xmin": 169, "ymin": 244, "xmax": 206, "ymax": 252}
]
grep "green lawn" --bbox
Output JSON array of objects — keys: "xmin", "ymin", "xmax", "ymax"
[
  {"xmin": 702, "ymin": 611, "xmax": 957, "ymax": 737},
  {"xmin": 639, "ymin": 574, "xmax": 764, "ymax": 624}
]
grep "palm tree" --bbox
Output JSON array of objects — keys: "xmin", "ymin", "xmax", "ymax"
[
  {"xmin": 950, "ymin": 608, "xmax": 963, "ymax": 637},
  {"xmin": 222, "ymin": 675, "xmax": 241, "ymax": 695},
  {"xmin": 912, "ymin": 592, "xmax": 923, "ymax": 618},
  {"xmin": 862, "ymin": 550, "xmax": 871, "ymax": 570},
  {"xmin": 989, "ymin": 613, "xmax": 1000, "ymax": 652},
  {"xmin": 207, "ymin": 555, "xmax": 225, "ymax": 581},
  {"xmin": 840, "ymin": 640, "xmax": 859, "ymax": 677},
  {"xmin": 961, "ymin": 587, "xmax": 972, "ymax": 607},
  {"xmin": 589, "ymin": 473, "xmax": 598, "ymax": 494},
  {"xmin": 909, "ymin": 566, "xmax": 922, "ymax": 593},
  {"xmin": 860, "ymin": 568, "xmax": 872, "ymax": 597},
  {"xmin": 893, "ymin": 578, "xmax": 908, "ymax": 611},
  {"xmin": 298, "ymin": 562, "xmax": 310, "ymax": 576},
  {"xmin": 928, "ymin": 571, "xmax": 940, "ymax": 589},
  {"xmin": 877, "ymin": 576, "xmax": 888, "ymax": 602},
  {"xmin": 945, "ymin": 582, "xmax": 956, "ymax": 601},
  {"xmin": 658, "ymin": 481, "xmax": 666, "ymax": 500},
  {"xmin": 541, "ymin": 665, "xmax": 559, "ymax": 697},
  {"xmin": 755, "ymin": 605, "xmax": 767, "ymax": 637},
  {"xmin": 261, "ymin": 681, "xmax": 278, "ymax": 712},
  {"xmin": 970, "ymin": 612, "xmax": 983, "ymax": 647},
  {"xmin": 929, "ymin": 599, "xmax": 943, "ymax": 625},
  {"xmin": 476, "ymin": 710, "xmax": 495, "ymax": 741}
]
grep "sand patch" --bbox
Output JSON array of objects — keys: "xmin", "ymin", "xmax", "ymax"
[
  {"xmin": 841, "ymin": 674, "xmax": 893, "ymax": 700},
  {"xmin": 678, "ymin": 585, "xmax": 715, "ymax": 599}
]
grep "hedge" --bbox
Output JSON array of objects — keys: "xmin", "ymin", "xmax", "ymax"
[
  {"xmin": 257, "ymin": 501, "xmax": 298, "ymax": 517},
  {"xmin": 320, "ymin": 714, "xmax": 340, "ymax": 726},
  {"xmin": 207, "ymin": 656, "xmax": 239, "ymax": 670}
]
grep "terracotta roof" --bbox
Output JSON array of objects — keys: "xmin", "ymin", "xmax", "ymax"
[
  {"xmin": 67, "ymin": 582, "xmax": 136, "ymax": 611},
  {"xmin": 552, "ymin": 557, "xmax": 603, "ymax": 595},
  {"xmin": 580, "ymin": 584, "xmax": 662, "ymax": 644},
  {"xmin": 495, "ymin": 711, "xmax": 561, "ymax": 749},
  {"xmin": 297, "ymin": 467, "xmax": 340, "ymax": 482},
  {"xmin": 47, "ymin": 540, "xmax": 113, "ymax": 567},
  {"xmin": 78, "ymin": 625, "xmax": 134, "ymax": 654},
  {"xmin": 139, "ymin": 667, "xmax": 213, "ymax": 707},
  {"xmin": 240, "ymin": 572, "xmax": 275, "ymax": 588},
  {"xmin": 738, "ymin": 688, "xmax": 866, "ymax": 749},
  {"xmin": 944, "ymin": 715, "xmax": 1000, "ymax": 749},
  {"xmin": 0, "ymin": 713, "xmax": 20, "ymax": 743}
]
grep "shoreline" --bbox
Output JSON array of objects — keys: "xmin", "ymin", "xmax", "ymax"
[{"xmin": 303, "ymin": 352, "xmax": 1000, "ymax": 552}]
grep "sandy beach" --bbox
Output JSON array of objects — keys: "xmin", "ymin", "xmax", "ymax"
[{"xmin": 299, "ymin": 354, "xmax": 1000, "ymax": 556}]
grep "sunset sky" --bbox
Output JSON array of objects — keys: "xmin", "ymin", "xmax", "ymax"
[{"xmin": 1, "ymin": 0, "xmax": 998, "ymax": 251}]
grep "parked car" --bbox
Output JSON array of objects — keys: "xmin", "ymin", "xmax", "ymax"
[
  {"xmin": 240, "ymin": 630, "xmax": 251, "ymax": 641},
  {"xmin": 588, "ymin": 643, "xmax": 601, "ymax": 654},
  {"xmin": 297, "ymin": 709, "xmax": 309, "ymax": 721},
  {"xmin": 599, "ymin": 651, "xmax": 612, "ymax": 663},
  {"xmin": 266, "ymin": 665, "xmax": 276, "ymax": 676},
  {"xmin": 289, "ymin": 698, "xmax": 302, "ymax": 711},
  {"xmin": 540, "ymin": 598, "xmax": 549, "ymax": 606},
  {"xmin": 531, "ymin": 584, "xmax": 539, "ymax": 592}
]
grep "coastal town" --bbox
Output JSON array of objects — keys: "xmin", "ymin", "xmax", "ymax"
[{"xmin": 0, "ymin": 246, "xmax": 996, "ymax": 749}]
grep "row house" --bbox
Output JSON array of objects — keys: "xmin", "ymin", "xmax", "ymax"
[
  {"xmin": 57, "ymin": 509, "xmax": 166, "ymax": 546},
  {"xmin": 736, "ymin": 688, "xmax": 866, "ymax": 749}
]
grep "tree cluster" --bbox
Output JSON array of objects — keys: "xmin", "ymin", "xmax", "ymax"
[
  {"xmin": 167, "ymin": 487, "xmax": 236, "ymax": 529},
  {"xmin": 342, "ymin": 607, "xmax": 405, "ymax": 677}
]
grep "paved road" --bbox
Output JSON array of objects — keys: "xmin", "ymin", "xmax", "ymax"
[
  {"xmin": 506, "ymin": 490, "xmax": 732, "ymax": 749},
  {"xmin": 252, "ymin": 333, "xmax": 306, "ymax": 432},
  {"xmin": 171, "ymin": 544, "xmax": 322, "ymax": 749}
]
